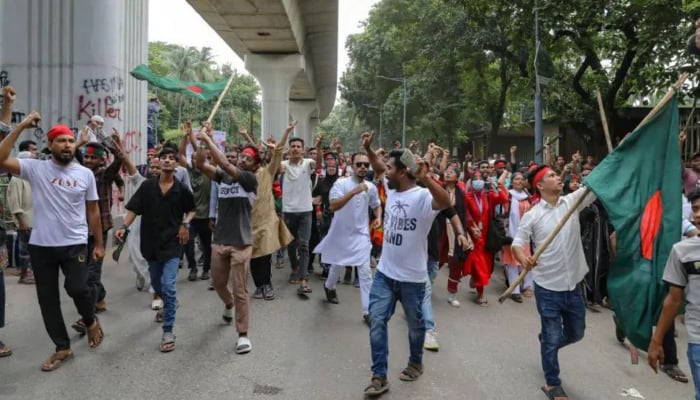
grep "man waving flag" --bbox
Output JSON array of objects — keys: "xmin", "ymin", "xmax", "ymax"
[{"xmin": 584, "ymin": 94, "xmax": 682, "ymax": 350}]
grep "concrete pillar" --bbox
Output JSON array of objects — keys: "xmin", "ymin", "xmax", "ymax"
[
  {"xmin": 309, "ymin": 117, "xmax": 320, "ymax": 139},
  {"xmin": 0, "ymin": 0, "xmax": 148, "ymax": 212},
  {"xmin": 289, "ymin": 100, "xmax": 318, "ymax": 145},
  {"xmin": 245, "ymin": 54, "xmax": 304, "ymax": 142}
]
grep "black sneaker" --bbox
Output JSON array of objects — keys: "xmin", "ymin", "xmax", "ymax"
[
  {"xmin": 253, "ymin": 286, "xmax": 263, "ymax": 299},
  {"xmin": 200, "ymin": 271, "xmax": 210, "ymax": 281},
  {"xmin": 263, "ymin": 284, "xmax": 276, "ymax": 300},
  {"xmin": 324, "ymin": 287, "xmax": 339, "ymax": 304},
  {"xmin": 188, "ymin": 269, "xmax": 198, "ymax": 281},
  {"xmin": 363, "ymin": 314, "xmax": 371, "ymax": 327}
]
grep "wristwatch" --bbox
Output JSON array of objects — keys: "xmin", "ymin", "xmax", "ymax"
[
  {"xmin": 182, "ymin": 222, "xmax": 190, "ymax": 229},
  {"xmin": 0, "ymin": 121, "xmax": 10, "ymax": 135}
]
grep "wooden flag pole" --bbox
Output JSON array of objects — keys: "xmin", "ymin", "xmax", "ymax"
[
  {"xmin": 498, "ymin": 72, "xmax": 689, "ymax": 304},
  {"xmin": 206, "ymin": 73, "xmax": 236, "ymax": 124},
  {"xmin": 596, "ymin": 90, "xmax": 614, "ymax": 153}
]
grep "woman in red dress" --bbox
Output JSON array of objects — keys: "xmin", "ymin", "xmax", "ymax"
[{"xmin": 464, "ymin": 170, "xmax": 509, "ymax": 306}]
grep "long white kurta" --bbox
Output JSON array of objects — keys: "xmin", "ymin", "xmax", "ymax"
[
  {"xmin": 313, "ymin": 177, "xmax": 381, "ymax": 266},
  {"xmin": 126, "ymin": 173, "xmax": 151, "ymax": 290}
]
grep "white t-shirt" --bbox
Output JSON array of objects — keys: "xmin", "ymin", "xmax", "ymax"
[
  {"xmin": 281, "ymin": 158, "xmax": 314, "ymax": 213},
  {"xmin": 313, "ymin": 177, "xmax": 380, "ymax": 266},
  {"xmin": 19, "ymin": 158, "xmax": 99, "ymax": 246},
  {"xmin": 378, "ymin": 186, "xmax": 439, "ymax": 283}
]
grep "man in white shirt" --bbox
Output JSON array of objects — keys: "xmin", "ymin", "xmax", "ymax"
[
  {"xmin": 363, "ymin": 139, "xmax": 451, "ymax": 398},
  {"xmin": 314, "ymin": 152, "xmax": 382, "ymax": 322},
  {"xmin": 511, "ymin": 165, "xmax": 597, "ymax": 400},
  {"xmin": 281, "ymin": 134, "xmax": 322, "ymax": 294},
  {"xmin": 0, "ymin": 86, "xmax": 105, "ymax": 371}
]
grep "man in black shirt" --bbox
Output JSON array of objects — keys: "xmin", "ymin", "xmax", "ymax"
[{"xmin": 115, "ymin": 147, "xmax": 195, "ymax": 353}]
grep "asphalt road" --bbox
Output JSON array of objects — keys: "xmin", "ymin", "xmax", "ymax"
[{"xmin": 0, "ymin": 256, "xmax": 693, "ymax": 400}]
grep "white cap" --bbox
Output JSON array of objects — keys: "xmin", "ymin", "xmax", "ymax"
[{"xmin": 90, "ymin": 115, "xmax": 104, "ymax": 124}]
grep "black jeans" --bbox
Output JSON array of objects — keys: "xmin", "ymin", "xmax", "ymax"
[
  {"xmin": 185, "ymin": 218, "xmax": 212, "ymax": 272},
  {"xmin": 283, "ymin": 212, "xmax": 312, "ymax": 280},
  {"xmin": 29, "ymin": 244, "xmax": 95, "ymax": 351},
  {"xmin": 0, "ymin": 268, "xmax": 5, "ymax": 328},
  {"xmin": 87, "ymin": 231, "xmax": 108, "ymax": 305},
  {"xmin": 663, "ymin": 321, "xmax": 678, "ymax": 365},
  {"xmin": 250, "ymin": 254, "xmax": 272, "ymax": 287}
]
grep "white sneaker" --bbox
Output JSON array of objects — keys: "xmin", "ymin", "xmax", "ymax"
[
  {"xmin": 151, "ymin": 298, "xmax": 164, "ymax": 310},
  {"xmin": 424, "ymin": 329, "xmax": 439, "ymax": 351},
  {"xmin": 235, "ymin": 336, "xmax": 252, "ymax": 354},
  {"xmin": 447, "ymin": 294, "xmax": 461, "ymax": 307},
  {"xmin": 222, "ymin": 306, "xmax": 233, "ymax": 323}
]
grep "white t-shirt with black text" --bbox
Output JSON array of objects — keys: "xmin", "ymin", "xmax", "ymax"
[
  {"xmin": 19, "ymin": 158, "xmax": 99, "ymax": 246},
  {"xmin": 377, "ymin": 186, "xmax": 439, "ymax": 283}
]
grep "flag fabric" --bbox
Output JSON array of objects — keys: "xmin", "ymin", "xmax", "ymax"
[
  {"xmin": 130, "ymin": 64, "xmax": 229, "ymax": 101},
  {"xmin": 584, "ymin": 95, "xmax": 681, "ymax": 350}
]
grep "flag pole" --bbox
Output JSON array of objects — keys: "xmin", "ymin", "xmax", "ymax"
[
  {"xmin": 498, "ymin": 73, "xmax": 689, "ymax": 304},
  {"xmin": 596, "ymin": 90, "xmax": 614, "ymax": 153},
  {"xmin": 206, "ymin": 73, "xmax": 236, "ymax": 124}
]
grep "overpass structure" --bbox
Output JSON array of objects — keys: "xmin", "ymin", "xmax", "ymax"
[{"xmin": 187, "ymin": 0, "xmax": 339, "ymax": 144}]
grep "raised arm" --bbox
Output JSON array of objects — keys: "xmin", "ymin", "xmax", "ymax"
[
  {"xmin": 0, "ymin": 113, "xmax": 41, "ymax": 176},
  {"xmin": 314, "ymin": 131, "xmax": 324, "ymax": 169},
  {"xmin": 239, "ymin": 128, "xmax": 255, "ymax": 146},
  {"xmin": 362, "ymin": 131, "xmax": 386, "ymax": 174},
  {"xmin": 510, "ymin": 146, "xmax": 517, "ymax": 171},
  {"xmin": 415, "ymin": 157, "xmax": 450, "ymax": 210},
  {"xmin": 198, "ymin": 128, "xmax": 236, "ymax": 180},
  {"xmin": 438, "ymin": 148, "xmax": 449, "ymax": 175}
]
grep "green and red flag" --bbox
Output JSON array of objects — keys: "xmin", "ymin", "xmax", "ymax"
[
  {"xmin": 130, "ymin": 64, "xmax": 229, "ymax": 101},
  {"xmin": 584, "ymin": 95, "xmax": 681, "ymax": 350}
]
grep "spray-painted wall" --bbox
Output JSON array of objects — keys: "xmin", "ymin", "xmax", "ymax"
[{"xmin": 0, "ymin": 0, "xmax": 148, "ymax": 215}]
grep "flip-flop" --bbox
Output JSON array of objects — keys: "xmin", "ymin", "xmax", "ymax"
[
  {"xmin": 0, "ymin": 341, "xmax": 12, "ymax": 358},
  {"xmin": 87, "ymin": 318, "xmax": 104, "ymax": 348},
  {"xmin": 41, "ymin": 350, "xmax": 74, "ymax": 371},
  {"xmin": 661, "ymin": 364, "xmax": 689, "ymax": 383},
  {"xmin": 541, "ymin": 385, "xmax": 568, "ymax": 400}
]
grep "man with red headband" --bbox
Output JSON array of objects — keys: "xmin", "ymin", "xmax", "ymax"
[
  {"xmin": 0, "ymin": 86, "xmax": 105, "ymax": 371},
  {"xmin": 511, "ymin": 164, "xmax": 597, "ymax": 400},
  {"xmin": 195, "ymin": 128, "xmax": 258, "ymax": 354}
]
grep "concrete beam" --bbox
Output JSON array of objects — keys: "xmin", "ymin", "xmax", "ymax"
[
  {"xmin": 245, "ymin": 54, "xmax": 304, "ymax": 141},
  {"xmin": 289, "ymin": 100, "xmax": 318, "ymax": 145}
]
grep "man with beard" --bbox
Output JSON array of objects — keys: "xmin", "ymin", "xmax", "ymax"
[
  {"xmin": 0, "ymin": 87, "xmax": 105, "ymax": 371},
  {"xmin": 363, "ymin": 142, "xmax": 451, "ymax": 397},
  {"xmin": 115, "ymin": 147, "xmax": 195, "ymax": 353},
  {"xmin": 314, "ymin": 151, "xmax": 382, "ymax": 323},
  {"xmin": 195, "ymin": 127, "xmax": 257, "ymax": 354}
]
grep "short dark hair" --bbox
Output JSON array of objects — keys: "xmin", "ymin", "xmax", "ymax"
[
  {"xmin": 18, "ymin": 140, "xmax": 36, "ymax": 151},
  {"xmin": 289, "ymin": 137, "xmax": 304, "ymax": 147},
  {"xmin": 351, "ymin": 151, "xmax": 368, "ymax": 164},
  {"xmin": 527, "ymin": 164, "xmax": 550, "ymax": 193},
  {"xmin": 241, "ymin": 145, "xmax": 260, "ymax": 163},
  {"xmin": 158, "ymin": 146, "xmax": 180, "ymax": 162},
  {"xmin": 688, "ymin": 188, "xmax": 700, "ymax": 204},
  {"xmin": 478, "ymin": 160, "xmax": 490, "ymax": 168}
]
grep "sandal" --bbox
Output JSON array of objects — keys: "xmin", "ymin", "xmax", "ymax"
[
  {"xmin": 475, "ymin": 297, "xmax": 489, "ymax": 307},
  {"xmin": 523, "ymin": 288, "xmax": 534, "ymax": 298},
  {"xmin": 288, "ymin": 270, "xmax": 299, "ymax": 284},
  {"xmin": 160, "ymin": 332, "xmax": 176, "ymax": 353},
  {"xmin": 87, "ymin": 318, "xmax": 104, "ymax": 348},
  {"xmin": 0, "ymin": 341, "xmax": 12, "ymax": 358},
  {"xmin": 661, "ymin": 364, "xmax": 689, "ymax": 383},
  {"xmin": 364, "ymin": 376, "xmax": 390, "ymax": 397},
  {"xmin": 398, "ymin": 363, "xmax": 423, "ymax": 382},
  {"xmin": 41, "ymin": 349, "xmax": 74, "ymax": 371},
  {"xmin": 155, "ymin": 309, "xmax": 164, "ymax": 323},
  {"xmin": 511, "ymin": 294, "xmax": 523, "ymax": 303},
  {"xmin": 297, "ymin": 283, "xmax": 312, "ymax": 295},
  {"xmin": 541, "ymin": 385, "xmax": 568, "ymax": 400},
  {"xmin": 71, "ymin": 319, "xmax": 87, "ymax": 336}
]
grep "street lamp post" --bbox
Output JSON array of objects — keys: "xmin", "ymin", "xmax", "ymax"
[
  {"xmin": 363, "ymin": 103, "xmax": 383, "ymax": 148},
  {"xmin": 377, "ymin": 75, "xmax": 407, "ymax": 147},
  {"xmin": 533, "ymin": 0, "xmax": 544, "ymax": 164}
]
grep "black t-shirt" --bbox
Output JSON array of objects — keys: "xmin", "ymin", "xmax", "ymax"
[{"xmin": 126, "ymin": 177, "xmax": 195, "ymax": 262}]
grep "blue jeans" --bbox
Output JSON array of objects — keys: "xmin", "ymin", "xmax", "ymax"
[
  {"xmin": 688, "ymin": 343, "xmax": 700, "ymax": 400},
  {"xmin": 284, "ymin": 212, "xmax": 312, "ymax": 280},
  {"xmin": 148, "ymin": 258, "xmax": 179, "ymax": 333},
  {"xmin": 534, "ymin": 283, "xmax": 586, "ymax": 387},
  {"xmin": 369, "ymin": 271, "xmax": 426, "ymax": 379},
  {"xmin": 422, "ymin": 257, "xmax": 439, "ymax": 331}
]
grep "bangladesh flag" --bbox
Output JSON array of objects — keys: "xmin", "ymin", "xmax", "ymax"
[
  {"xmin": 584, "ymin": 95, "xmax": 681, "ymax": 350},
  {"xmin": 130, "ymin": 64, "xmax": 229, "ymax": 101}
]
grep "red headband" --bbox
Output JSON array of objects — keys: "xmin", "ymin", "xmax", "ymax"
[
  {"xmin": 241, "ymin": 147, "xmax": 259, "ymax": 162},
  {"xmin": 47, "ymin": 124, "xmax": 73, "ymax": 141},
  {"xmin": 532, "ymin": 167, "xmax": 551, "ymax": 188},
  {"xmin": 494, "ymin": 160, "xmax": 507, "ymax": 168}
]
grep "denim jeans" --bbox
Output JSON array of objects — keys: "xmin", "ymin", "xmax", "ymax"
[
  {"xmin": 284, "ymin": 212, "xmax": 312, "ymax": 280},
  {"xmin": 87, "ymin": 231, "xmax": 108, "ymax": 305},
  {"xmin": 148, "ymin": 258, "xmax": 179, "ymax": 333},
  {"xmin": 369, "ymin": 271, "xmax": 426, "ymax": 379},
  {"xmin": 534, "ymin": 283, "xmax": 586, "ymax": 387},
  {"xmin": 0, "ymin": 268, "xmax": 4, "ymax": 328},
  {"xmin": 422, "ymin": 257, "xmax": 439, "ymax": 331},
  {"xmin": 687, "ymin": 343, "xmax": 700, "ymax": 400}
]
